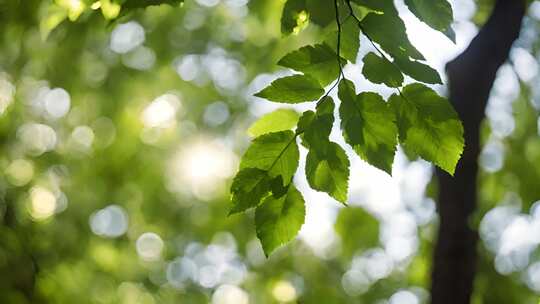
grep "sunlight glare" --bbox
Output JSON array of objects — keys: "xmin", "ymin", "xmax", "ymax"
[
  {"xmin": 29, "ymin": 186, "xmax": 57, "ymax": 220},
  {"xmin": 166, "ymin": 138, "xmax": 237, "ymax": 201},
  {"xmin": 211, "ymin": 285, "xmax": 249, "ymax": 304},
  {"xmin": 110, "ymin": 21, "xmax": 145, "ymax": 54},
  {"xmin": 141, "ymin": 93, "xmax": 181, "ymax": 128},
  {"xmin": 136, "ymin": 232, "xmax": 165, "ymax": 262},
  {"xmin": 0, "ymin": 73, "xmax": 15, "ymax": 115}
]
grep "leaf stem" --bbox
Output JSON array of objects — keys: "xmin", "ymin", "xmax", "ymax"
[{"xmin": 318, "ymin": 0, "xmax": 346, "ymax": 105}]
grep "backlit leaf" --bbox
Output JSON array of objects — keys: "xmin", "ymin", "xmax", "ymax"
[
  {"xmin": 255, "ymin": 75, "xmax": 324, "ymax": 104},
  {"xmin": 390, "ymin": 83, "xmax": 464, "ymax": 175},
  {"xmin": 240, "ymin": 131, "xmax": 299, "ymax": 185},
  {"xmin": 278, "ymin": 44, "xmax": 344, "ymax": 86},
  {"xmin": 404, "ymin": 0, "xmax": 454, "ymax": 42},
  {"xmin": 306, "ymin": 142, "xmax": 349, "ymax": 203},
  {"xmin": 248, "ymin": 109, "xmax": 300, "ymax": 137},
  {"xmin": 362, "ymin": 52, "xmax": 403, "ymax": 88},
  {"xmin": 281, "ymin": 0, "xmax": 308, "ymax": 35},
  {"xmin": 255, "ymin": 185, "xmax": 305, "ymax": 256},
  {"xmin": 338, "ymin": 80, "xmax": 397, "ymax": 174},
  {"xmin": 394, "ymin": 56, "xmax": 442, "ymax": 84},
  {"xmin": 229, "ymin": 168, "xmax": 271, "ymax": 214},
  {"xmin": 361, "ymin": 12, "xmax": 425, "ymax": 60},
  {"xmin": 324, "ymin": 17, "xmax": 360, "ymax": 63}
]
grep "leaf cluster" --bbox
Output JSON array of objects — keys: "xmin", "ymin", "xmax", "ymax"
[{"xmin": 231, "ymin": 0, "xmax": 464, "ymax": 256}]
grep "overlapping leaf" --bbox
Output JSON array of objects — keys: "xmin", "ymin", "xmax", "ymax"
[
  {"xmin": 324, "ymin": 17, "xmax": 360, "ymax": 63},
  {"xmin": 299, "ymin": 97, "xmax": 350, "ymax": 203},
  {"xmin": 361, "ymin": 12, "xmax": 425, "ymax": 60},
  {"xmin": 306, "ymin": 143, "xmax": 350, "ymax": 203},
  {"xmin": 248, "ymin": 109, "xmax": 300, "ymax": 137},
  {"xmin": 390, "ymin": 83, "xmax": 464, "ymax": 175},
  {"xmin": 281, "ymin": 0, "xmax": 308, "ymax": 34},
  {"xmin": 255, "ymin": 185, "xmax": 306, "ymax": 256},
  {"xmin": 255, "ymin": 75, "xmax": 324, "ymax": 103},
  {"xmin": 338, "ymin": 80, "xmax": 397, "ymax": 174},
  {"xmin": 278, "ymin": 44, "xmax": 345, "ymax": 86},
  {"xmin": 240, "ymin": 130, "xmax": 299, "ymax": 185},
  {"xmin": 230, "ymin": 168, "xmax": 271, "ymax": 214},
  {"xmin": 362, "ymin": 52, "xmax": 403, "ymax": 88},
  {"xmin": 394, "ymin": 56, "xmax": 442, "ymax": 84},
  {"xmin": 301, "ymin": 96, "xmax": 335, "ymax": 152}
]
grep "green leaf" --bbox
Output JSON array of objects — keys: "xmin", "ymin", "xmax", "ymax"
[
  {"xmin": 281, "ymin": 0, "xmax": 308, "ymax": 35},
  {"xmin": 255, "ymin": 184, "xmax": 305, "ymax": 256},
  {"xmin": 255, "ymin": 75, "xmax": 325, "ymax": 104},
  {"xmin": 303, "ymin": 96, "xmax": 335, "ymax": 152},
  {"xmin": 324, "ymin": 17, "xmax": 360, "ymax": 63},
  {"xmin": 296, "ymin": 110, "xmax": 315, "ymax": 135},
  {"xmin": 338, "ymin": 80, "xmax": 397, "ymax": 174},
  {"xmin": 350, "ymin": 0, "xmax": 396, "ymax": 13},
  {"xmin": 298, "ymin": 97, "xmax": 348, "ymax": 202},
  {"xmin": 390, "ymin": 83, "xmax": 464, "ymax": 175},
  {"xmin": 278, "ymin": 44, "xmax": 344, "ymax": 86},
  {"xmin": 404, "ymin": 0, "xmax": 454, "ymax": 42},
  {"xmin": 229, "ymin": 168, "xmax": 271, "ymax": 214},
  {"xmin": 240, "ymin": 131, "xmax": 299, "ymax": 185},
  {"xmin": 306, "ymin": 142, "xmax": 349, "ymax": 203},
  {"xmin": 394, "ymin": 56, "xmax": 442, "ymax": 84},
  {"xmin": 361, "ymin": 12, "xmax": 425, "ymax": 60},
  {"xmin": 305, "ymin": 0, "xmax": 335, "ymax": 27},
  {"xmin": 362, "ymin": 52, "xmax": 404, "ymax": 88},
  {"xmin": 248, "ymin": 109, "xmax": 300, "ymax": 137},
  {"xmin": 335, "ymin": 207, "xmax": 379, "ymax": 258}
]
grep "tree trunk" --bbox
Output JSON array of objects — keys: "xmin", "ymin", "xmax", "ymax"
[{"xmin": 430, "ymin": 1, "xmax": 527, "ymax": 304}]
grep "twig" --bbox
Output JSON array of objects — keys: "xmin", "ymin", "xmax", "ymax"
[{"xmin": 345, "ymin": 0, "xmax": 413, "ymax": 103}]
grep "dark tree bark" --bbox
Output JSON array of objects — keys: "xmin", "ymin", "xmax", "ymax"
[{"xmin": 430, "ymin": 1, "xmax": 527, "ymax": 304}]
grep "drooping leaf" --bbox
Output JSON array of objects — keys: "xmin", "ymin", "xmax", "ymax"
[
  {"xmin": 394, "ymin": 56, "xmax": 442, "ymax": 84},
  {"xmin": 306, "ymin": 142, "xmax": 349, "ymax": 203},
  {"xmin": 362, "ymin": 52, "xmax": 404, "ymax": 88},
  {"xmin": 281, "ymin": 0, "xmax": 308, "ymax": 35},
  {"xmin": 324, "ymin": 16, "xmax": 360, "ymax": 63},
  {"xmin": 303, "ymin": 96, "xmax": 335, "ymax": 152},
  {"xmin": 404, "ymin": 0, "xmax": 455, "ymax": 42},
  {"xmin": 240, "ymin": 131, "xmax": 299, "ymax": 185},
  {"xmin": 390, "ymin": 83, "xmax": 464, "ymax": 175},
  {"xmin": 361, "ymin": 12, "xmax": 425, "ymax": 60},
  {"xmin": 335, "ymin": 207, "xmax": 379, "ymax": 258},
  {"xmin": 229, "ymin": 168, "xmax": 271, "ymax": 214},
  {"xmin": 255, "ymin": 75, "xmax": 324, "ymax": 104},
  {"xmin": 278, "ymin": 44, "xmax": 344, "ymax": 86},
  {"xmin": 338, "ymin": 80, "xmax": 397, "ymax": 174},
  {"xmin": 298, "ymin": 97, "xmax": 348, "ymax": 202},
  {"xmin": 305, "ymin": 0, "xmax": 335, "ymax": 27},
  {"xmin": 296, "ymin": 110, "xmax": 315, "ymax": 134},
  {"xmin": 255, "ymin": 184, "xmax": 306, "ymax": 256},
  {"xmin": 248, "ymin": 109, "xmax": 300, "ymax": 137}
]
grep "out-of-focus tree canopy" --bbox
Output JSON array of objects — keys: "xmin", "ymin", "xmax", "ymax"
[{"xmin": 1, "ymin": 0, "xmax": 540, "ymax": 303}]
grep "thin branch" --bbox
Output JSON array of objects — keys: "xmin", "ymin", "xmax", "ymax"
[
  {"xmin": 334, "ymin": 0, "xmax": 345, "ymax": 80},
  {"xmin": 344, "ymin": 0, "xmax": 413, "ymax": 103},
  {"xmin": 317, "ymin": 0, "xmax": 346, "ymax": 105}
]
